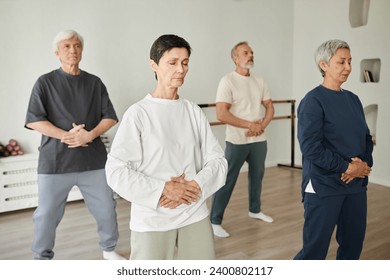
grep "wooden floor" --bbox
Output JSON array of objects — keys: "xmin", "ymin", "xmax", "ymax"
[{"xmin": 1, "ymin": 166, "xmax": 389, "ymax": 260}]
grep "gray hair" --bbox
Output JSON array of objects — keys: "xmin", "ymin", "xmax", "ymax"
[
  {"xmin": 315, "ymin": 39, "xmax": 350, "ymax": 77},
  {"xmin": 52, "ymin": 30, "xmax": 84, "ymax": 53},
  {"xmin": 231, "ymin": 41, "xmax": 249, "ymax": 60}
]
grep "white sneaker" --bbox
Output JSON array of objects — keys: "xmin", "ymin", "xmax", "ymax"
[
  {"xmin": 103, "ymin": 251, "xmax": 126, "ymax": 260},
  {"xmin": 249, "ymin": 212, "xmax": 274, "ymax": 223},
  {"xmin": 211, "ymin": 224, "xmax": 230, "ymax": 238}
]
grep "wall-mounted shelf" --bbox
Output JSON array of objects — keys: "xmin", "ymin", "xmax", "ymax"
[
  {"xmin": 360, "ymin": 58, "xmax": 381, "ymax": 83},
  {"xmin": 349, "ymin": 0, "xmax": 370, "ymax": 28}
]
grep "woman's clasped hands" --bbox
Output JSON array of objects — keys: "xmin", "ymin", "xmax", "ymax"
[
  {"xmin": 159, "ymin": 174, "xmax": 201, "ymax": 209},
  {"xmin": 341, "ymin": 157, "xmax": 372, "ymax": 184}
]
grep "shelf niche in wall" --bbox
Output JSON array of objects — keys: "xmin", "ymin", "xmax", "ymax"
[
  {"xmin": 360, "ymin": 58, "xmax": 381, "ymax": 83},
  {"xmin": 349, "ymin": 0, "xmax": 370, "ymax": 28},
  {"xmin": 364, "ymin": 104, "xmax": 378, "ymax": 145}
]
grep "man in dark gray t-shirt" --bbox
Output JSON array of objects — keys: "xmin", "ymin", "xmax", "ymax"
[
  {"xmin": 25, "ymin": 30, "xmax": 125, "ymax": 260},
  {"xmin": 26, "ymin": 68, "xmax": 116, "ymax": 174}
]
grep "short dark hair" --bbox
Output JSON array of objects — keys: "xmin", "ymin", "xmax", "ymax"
[{"xmin": 150, "ymin": 34, "xmax": 192, "ymax": 65}]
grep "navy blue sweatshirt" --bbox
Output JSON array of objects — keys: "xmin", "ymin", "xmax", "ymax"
[{"xmin": 298, "ymin": 85, "xmax": 373, "ymax": 199}]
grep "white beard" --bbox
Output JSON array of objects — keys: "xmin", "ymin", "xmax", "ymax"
[{"xmin": 242, "ymin": 62, "xmax": 254, "ymax": 69}]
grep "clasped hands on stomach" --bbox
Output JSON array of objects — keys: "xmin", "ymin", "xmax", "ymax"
[
  {"xmin": 159, "ymin": 174, "xmax": 201, "ymax": 209},
  {"xmin": 341, "ymin": 157, "xmax": 372, "ymax": 184},
  {"xmin": 246, "ymin": 119, "xmax": 265, "ymax": 137}
]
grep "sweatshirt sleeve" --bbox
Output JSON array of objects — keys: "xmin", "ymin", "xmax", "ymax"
[
  {"xmin": 354, "ymin": 95, "xmax": 374, "ymax": 167},
  {"xmin": 105, "ymin": 108, "xmax": 165, "ymax": 209},
  {"xmin": 298, "ymin": 95, "xmax": 349, "ymax": 173},
  {"xmin": 193, "ymin": 107, "xmax": 228, "ymax": 200},
  {"xmin": 363, "ymin": 132, "xmax": 374, "ymax": 167}
]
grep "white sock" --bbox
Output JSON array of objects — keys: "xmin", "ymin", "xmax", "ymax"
[
  {"xmin": 212, "ymin": 224, "xmax": 230, "ymax": 238},
  {"xmin": 248, "ymin": 212, "xmax": 274, "ymax": 223},
  {"xmin": 103, "ymin": 251, "xmax": 126, "ymax": 260}
]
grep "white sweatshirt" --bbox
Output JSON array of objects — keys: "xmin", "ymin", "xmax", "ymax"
[{"xmin": 105, "ymin": 94, "xmax": 227, "ymax": 232}]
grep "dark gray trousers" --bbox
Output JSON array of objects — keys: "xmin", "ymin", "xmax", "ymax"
[{"xmin": 210, "ymin": 141, "xmax": 267, "ymax": 225}]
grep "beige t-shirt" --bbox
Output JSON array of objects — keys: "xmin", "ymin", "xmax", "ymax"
[{"xmin": 216, "ymin": 71, "xmax": 271, "ymax": 144}]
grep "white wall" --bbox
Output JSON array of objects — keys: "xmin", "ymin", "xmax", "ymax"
[
  {"xmin": 2, "ymin": 0, "xmax": 388, "ymax": 186},
  {"xmin": 292, "ymin": 0, "xmax": 390, "ymax": 186},
  {"xmin": 0, "ymin": 0, "xmax": 294, "ymax": 167}
]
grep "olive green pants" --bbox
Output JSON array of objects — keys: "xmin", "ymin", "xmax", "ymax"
[{"xmin": 130, "ymin": 217, "xmax": 215, "ymax": 260}]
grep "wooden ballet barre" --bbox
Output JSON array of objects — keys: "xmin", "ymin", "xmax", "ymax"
[
  {"xmin": 198, "ymin": 100, "xmax": 301, "ymax": 169},
  {"xmin": 273, "ymin": 100, "xmax": 301, "ymax": 169},
  {"xmin": 199, "ymin": 101, "xmax": 293, "ymax": 125}
]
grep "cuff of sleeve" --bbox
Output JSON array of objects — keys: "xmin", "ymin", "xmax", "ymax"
[{"xmin": 341, "ymin": 160, "xmax": 350, "ymax": 173}]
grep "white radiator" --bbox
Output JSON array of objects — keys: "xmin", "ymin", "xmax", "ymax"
[{"xmin": 0, "ymin": 154, "xmax": 82, "ymax": 213}]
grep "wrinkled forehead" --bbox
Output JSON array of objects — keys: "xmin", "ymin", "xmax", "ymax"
[
  {"xmin": 161, "ymin": 47, "xmax": 189, "ymax": 60},
  {"xmin": 237, "ymin": 44, "xmax": 253, "ymax": 54},
  {"xmin": 332, "ymin": 48, "xmax": 351, "ymax": 59},
  {"xmin": 59, "ymin": 36, "xmax": 82, "ymax": 46}
]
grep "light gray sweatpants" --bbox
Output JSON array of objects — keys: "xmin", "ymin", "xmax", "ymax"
[{"xmin": 32, "ymin": 169, "xmax": 119, "ymax": 260}]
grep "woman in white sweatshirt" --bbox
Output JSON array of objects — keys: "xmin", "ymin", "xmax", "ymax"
[{"xmin": 105, "ymin": 34, "xmax": 227, "ymax": 260}]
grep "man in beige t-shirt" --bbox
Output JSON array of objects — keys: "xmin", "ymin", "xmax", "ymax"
[{"xmin": 210, "ymin": 41, "xmax": 275, "ymax": 238}]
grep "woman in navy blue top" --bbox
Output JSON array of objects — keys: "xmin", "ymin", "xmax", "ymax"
[{"xmin": 294, "ymin": 39, "xmax": 373, "ymax": 260}]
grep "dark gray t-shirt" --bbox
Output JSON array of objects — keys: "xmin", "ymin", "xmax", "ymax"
[{"xmin": 25, "ymin": 68, "xmax": 118, "ymax": 174}]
